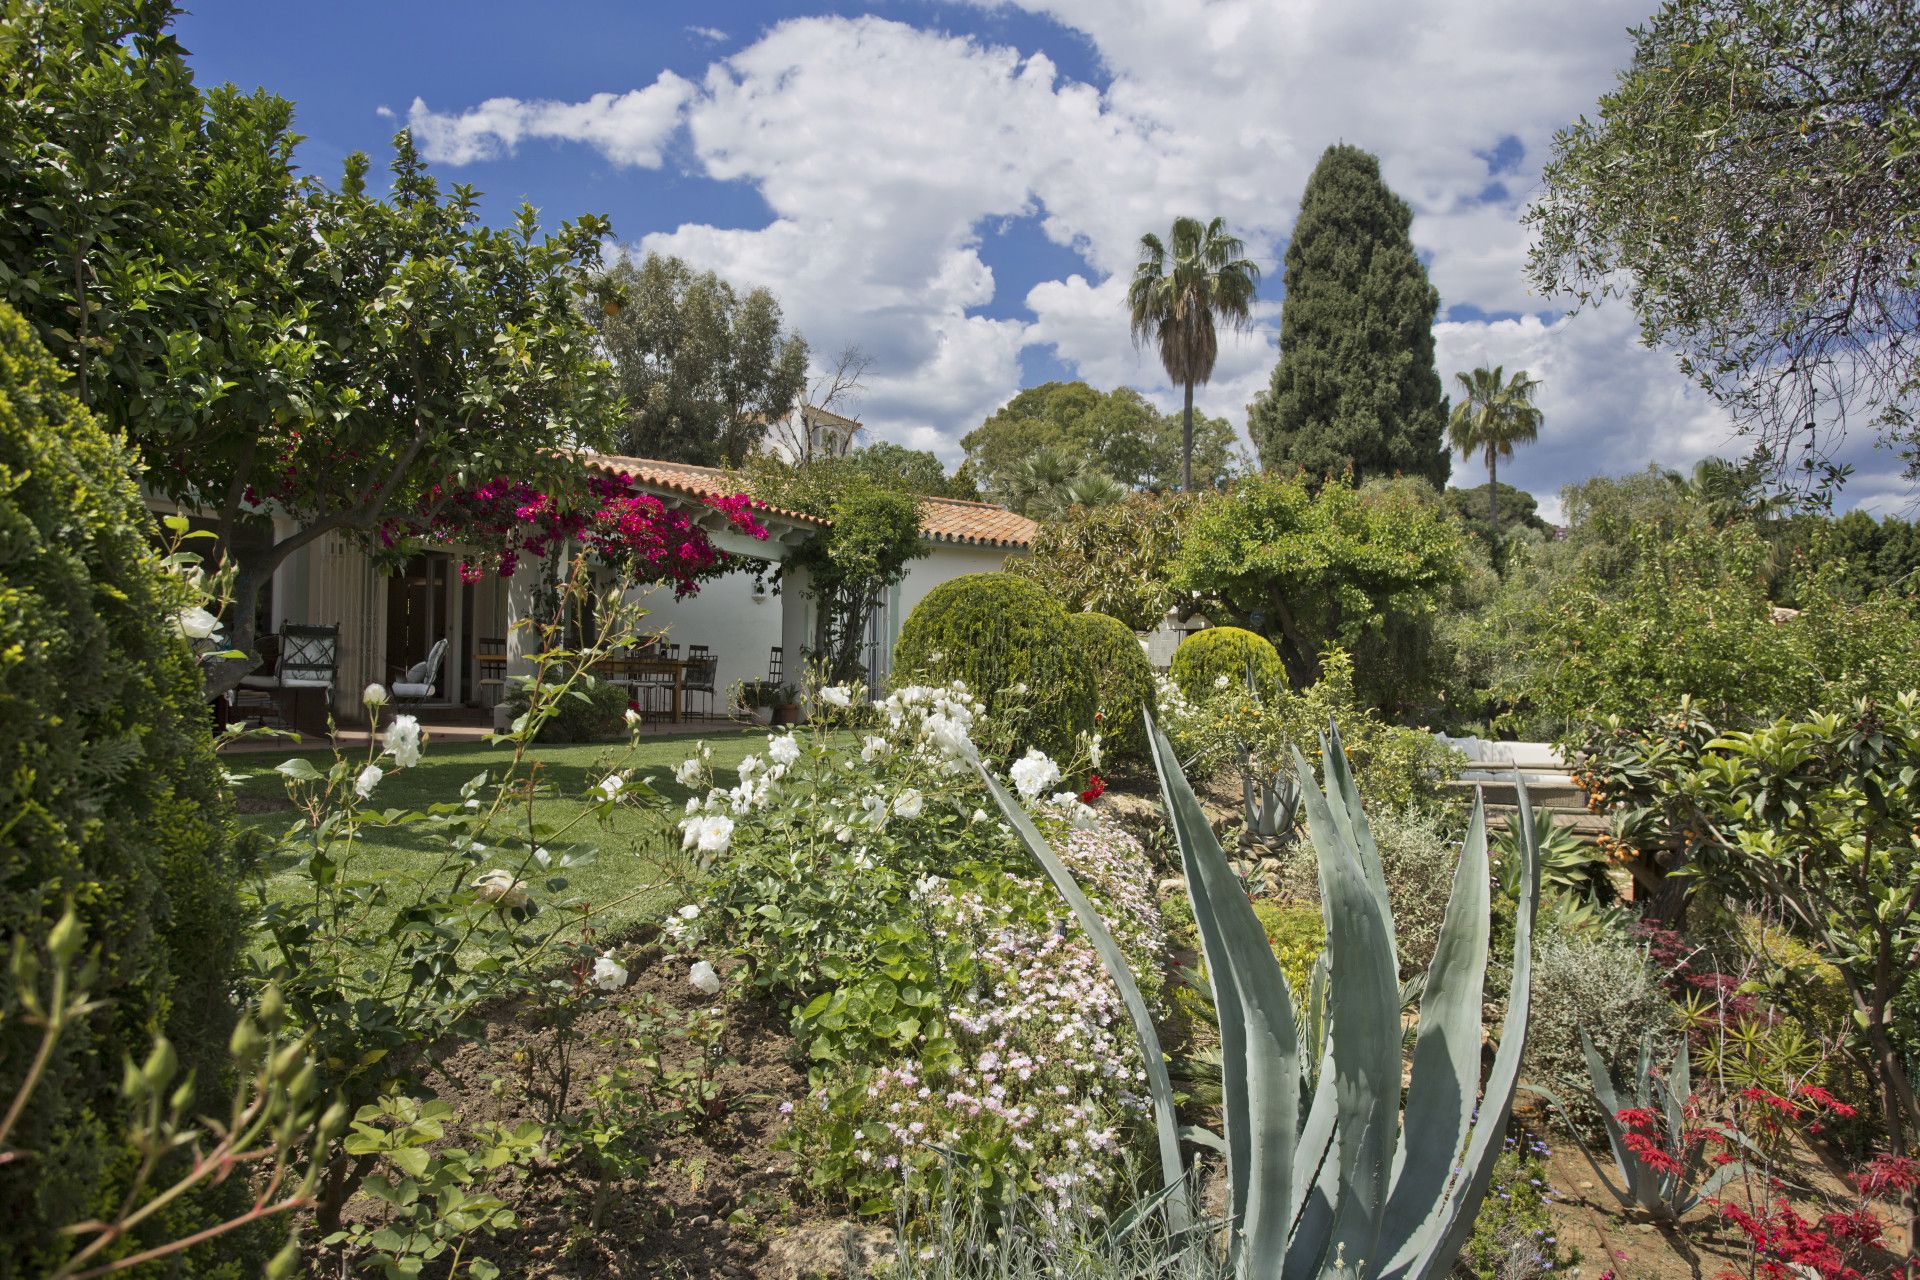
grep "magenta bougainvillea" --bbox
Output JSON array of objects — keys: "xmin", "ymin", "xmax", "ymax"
[{"xmin": 388, "ymin": 473, "xmax": 769, "ymax": 595}]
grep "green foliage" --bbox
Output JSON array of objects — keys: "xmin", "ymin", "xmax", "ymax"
[
  {"xmin": 1493, "ymin": 809, "xmax": 1609, "ymax": 901},
  {"xmin": 1063, "ymin": 612, "xmax": 1156, "ymax": 767},
  {"xmin": 1169, "ymin": 627, "xmax": 1283, "ymax": 699},
  {"xmin": 591, "ymin": 252, "xmax": 808, "ymax": 466},
  {"xmin": 1445, "ymin": 482, "xmax": 1551, "ymax": 559},
  {"xmin": 1, "ymin": 0, "xmax": 623, "ymax": 694},
  {"xmin": 1526, "ymin": 0, "xmax": 1920, "ymax": 472},
  {"xmin": 841, "ymin": 440, "xmax": 975, "ymax": 499},
  {"xmin": 1617, "ymin": 695, "xmax": 1920, "ymax": 1151},
  {"xmin": 893, "ymin": 573, "xmax": 1097, "ymax": 759},
  {"xmin": 1172, "ymin": 472, "xmax": 1467, "ymax": 703},
  {"xmin": 1007, "ymin": 490, "xmax": 1200, "ymax": 632},
  {"xmin": 0, "ymin": 303, "xmax": 254, "ymax": 1275},
  {"xmin": 1249, "ymin": 901, "xmax": 1323, "ymax": 999},
  {"xmin": 1456, "ymin": 1138, "xmax": 1578, "ymax": 1280},
  {"xmin": 1825, "ymin": 508, "xmax": 1920, "ymax": 596},
  {"xmin": 1249, "ymin": 145, "xmax": 1449, "ymax": 486},
  {"xmin": 1446, "ymin": 366, "xmax": 1543, "ymax": 551},
  {"xmin": 506, "ymin": 676, "xmax": 630, "ymax": 743},
  {"xmin": 961, "ymin": 380, "xmax": 1243, "ymax": 500},
  {"xmin": 331, "ymin": 1095, "xmax": 543, "ymax": 1278}
]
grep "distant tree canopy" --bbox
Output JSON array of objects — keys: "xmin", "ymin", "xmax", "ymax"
[
  {"xmin": 960, "ymin": 380, "xmax": 1242, "ymax": 506},
  {"xmin": 836, "ymin": 440, "xmax": 976, "ymax": 499},
  {"xmin": 1007, "ymin": 491, "xmax": 1201, "ymax": 632},
  {"xmin": 1446, "ymin": 482, "xmax": 1551, "ymax": 554},
  {"xmin": 1527, "ymin": 0, "xmax": 1920, "ymax": 479},
  {"xmin": 592, "ymin": 253, "xmax": 809, "ymax": 466},
  {"xmin": 1249, "ymin": 145, "xmax": 1450, "ymax": 486}
]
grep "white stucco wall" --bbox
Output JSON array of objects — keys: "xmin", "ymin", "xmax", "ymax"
[{"xmin": 631, "ymin": 540, "xmax": 1021, "ymax": 707}]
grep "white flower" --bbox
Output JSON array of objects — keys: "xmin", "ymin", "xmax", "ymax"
[
  {"xmin": 1009, "ymin": 748, "xmax": 1061, "ymax": 800},
  {"xmin": 674, "ymin": 756, "xmax": 706, "ymax": 787},
  {"xmin": 383, "ymin": 715, "xmax": 422, "ymax": 768},
  {"xmin": 1213, "ymin": 674, "xmax": 1230, "ymax": 690},
  {"xmin": 689, "ymin": 960, "xmax": 722, "ymax": 996},
  {"xmin": 624, "ymin": 707, "xmax": 641, "ymax": 727},
  {"xmin": 175, "ymin": 606, "xmax": 222, "ymax": 640},
  {"xmin": 820, "ymin": 685, "xmax": 852, "ymax": 709},
  {"xmin": 767, "ymin": 734, "xmax": 801, "ymax": 767},
  {"xmin": 597, "ymin": 771, "xmax": 627, "ymax": 802},
  {"xmin": 472, "ymin": 869, "xmax": 530, "ymax": 910},
  {"xmin": 354, "ymin": 764, "xmax": 383, "ymax": 799},
  {"xmin": 677, "ymin": 904, "xmax": 701, "ymax": 921},
  {"xmin": 1089, "ymin": 733, "xmax": 1103, "ymax": 770},
  {"xmin": 971, "ymin": 808, "xmax": 988, "ymax": 824},
  {"xmin": 363, "ymin": 682, "xmax": 389, "ymax": 706},
  {"xmin": 893, "ymin": 788, "xmax": 924, "ymax": 820},
  {"xmin": 681, "ymin": 813, "xmax": 735, "ymax": 856},
  {"xmin": 860, "ymin": 735, "xmax": 891, "ymax": 763},
  {"xmin": 861, "ymin": 793, "xmax": 891, "ymax": 830},
  {"xmin": 591, "ymin": 952, "xmax": 628, "ymax": 992}
]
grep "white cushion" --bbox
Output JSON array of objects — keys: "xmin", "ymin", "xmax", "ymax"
[
  {"xmin": 404, "ymin": 660, "xmax": 430, "ymax": 682},
  {"xmin": 280, "ymin": 676, "xmax": 333, "ymax": 689},
  {"xmin": 237, "ymin": 674, "xmax": 280, "ymax": 690},
  {"xmin": 392, "ymin": 682, "xmax": 432, "ymax": 698}
]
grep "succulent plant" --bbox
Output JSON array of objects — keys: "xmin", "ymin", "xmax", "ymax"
[
  {"xmin": 1578, "ymin": 1029, "xmax": 1748, "ymax": 1220},
  {"xmin": 980, "ymin": 715, "xmax": 1541, "ymax": 1277}
]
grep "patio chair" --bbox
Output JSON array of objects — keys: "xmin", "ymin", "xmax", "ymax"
[
  {"xmin": 474, "ymin": 636, "xmax": 507, "ymax": 708},
  {"xmin": 231, "ymin": 632, "xmax": 286, "ymax": 729},
  {"xmin": 685, "ymin": 653, "xmax": 718, "ymax": 719},
  {"xmin": 277, "ymin": 623, "xmax": 340, "ymax": 730},
  {"xmin": 393, "ymin": 637, "xmax": 448, "ymax": 704}
]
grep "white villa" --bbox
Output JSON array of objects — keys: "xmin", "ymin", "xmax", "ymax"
[{"xmin": 178, "ymin": 453, "xmax": 1036, "ymax": 728}]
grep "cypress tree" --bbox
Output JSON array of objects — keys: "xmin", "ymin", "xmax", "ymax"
[{"xmin": 1249, "ymin": 145, "xmax": 1449, "ymax": 485}]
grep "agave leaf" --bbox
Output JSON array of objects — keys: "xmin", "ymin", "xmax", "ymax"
[
  {"xmin": 1378, "ymin": 793, "xmax": 1491, "ymax": 1258},
  {"xmin": 1321, "ymin": 724, "xmax": 1396, "ymax": 974},
  {"xmin": 1149, "ymin": 715, "xmax": 1300, "ymax": 1275},
  {"xmin": 1291, "ymin": 734, "xmax": 1401, "ymax": 1277},
  {"xmin": 1382, "ymin": 772, "xmax": 1541, "ymax": 1280},
  {"xmin": 975, "ymin": 763, "xmax": 1190, "ymax": 1232},
  {"xmin": 1580, "ymin": 1029, "xmax": 1661, "ymax": 1210}
]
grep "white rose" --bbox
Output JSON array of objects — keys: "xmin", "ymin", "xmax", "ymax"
[
  {"xmin": 893, "ymin": 788, "xmax": 924, "ymax": 820},
  {"xmin": 624, "ymin": 707, "xmax": 641, "ymax": 727},
  {"xmin": 680, "ymin": 813, "xmax": 734, "ymax": 856},
  {"xmin": 860, "ymin": 735, "xmax": 891, "ymax": 763},
  {"xmin": 363, "ymin": 683, "xmax": 390, "ymax": 706},
  {"xmin": 674, "ymin": 757, "xmax": 706, "ymax": 787},
  {"xmin": 1214, "ymin": 674, "xmax": 1230, "ymax": 690},
  {"xmin": 689, "ymin": 960, "xmax": 722, "ymax": 996},
  {"xmin": 175, "ymin": 606, "xmax": 222, "ymax": 640},
  {"xmin": 598, "ymin": 771, "xmax": 626, "ymax": 802},
  {"xmin": 820, "ymin": 685, "xmax": 852, "ymax": 708},
  {"xmin": 677, "ymin": 904, "xmax": 701, "ymax": 921},
  {"xmin": 354, "ymin": 764, "xmax": 383, "ymax": 799},
  {"xmin": 767, "ymin": 734, "xmax": 801, "ymax": 767},
  {"xmin": 383, "ymin": 714, "xmax": 423, "ymax": 768},
  {"xmin": 472, "ymin": 869, "xmax": 530, "ymax": 910},
  {"xmin": 591, "ymin": 952, "xmax": 628, "ymax": 992},
  {"xmin": 1008, "ymin": 748, "xmax": 1061, "ymax": 800}
]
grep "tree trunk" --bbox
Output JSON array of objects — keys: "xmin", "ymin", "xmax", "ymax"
[
  {"xmin": 1487, "ymin": 451, "xmax": 1500, "ymax": 554},
  {"xmin": 201, "ymin": 515, "xmax": 291, "ymax": 701},
  {"xmin": 1181, "ymin": 382, "xmax": 1195, "ymax": 494}
]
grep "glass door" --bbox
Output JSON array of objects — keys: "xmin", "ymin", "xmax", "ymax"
[{"xmin": 386, "ymin": 552, "xmax": 451, "ymax": 692}]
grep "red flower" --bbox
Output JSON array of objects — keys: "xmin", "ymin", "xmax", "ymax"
[{"xmin": 1080, "ymin": 773, "xmax": 1106, "ymax": 803}]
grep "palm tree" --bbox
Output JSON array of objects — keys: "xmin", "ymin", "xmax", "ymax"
[
  {"xmin": 1005, "ymin": 444, "xmax": 1126, "ymax": 520},
  {"xmin": 1128, "ymin": 216, "xmax": 1261, "ymax": 492},
  {"xmin": 1446, "ymin": 365, "xmax": 1543, "ymax": 548}
]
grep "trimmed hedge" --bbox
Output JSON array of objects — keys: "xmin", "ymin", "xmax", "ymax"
[
  {"xmin": 0, "ymin": 304, "xmax": 252, "ymax": 1273},
  {"xmin": 509, "ymin": 675, "xmax": 632, "ymax": 742},
  {"xmin": 1062, "ymin": 611, "xmax": 1155, "ymax": 767},
  {"xmin": 1171, "ymin": 625, "xmax": 1284, "ymax": 697},
  {"xmin": 893, "ymin": 573, "xmax": 1097, "ymax": 759}
]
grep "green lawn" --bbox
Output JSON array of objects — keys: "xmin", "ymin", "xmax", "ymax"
[{"xmin": 228, "ymin": 728, "xmax": 771, "ymax": 938}]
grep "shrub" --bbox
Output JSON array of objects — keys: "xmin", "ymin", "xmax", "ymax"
[
  {"xmin": 0, "ymin": 303, "xmax": 250, "ymax": 1273},
  {"xmin": 1276, "ymin": 804, "xmax": 1460, "ymax": 979},
  {"xmin": 1169, "ymin": 626, "xmax": 1283, "ymax": 698},
  {"xmin": 1251, "ymin": 901, "xmax": 1323, "ymax": 998},
  {"xmin": 1456, "ymin": 1136, "xmax": 1578, "ymax": 1280},
  {"xmin": 892, "ymin": 573, "xmax": 1097, "ymax": 759},
  {"xmin": 1063, "ymin": 611, "xmax": 1155, "ymax": 767},
  {"xmin": 1522, "ymin": 915, "xmax": 1676, "ymax": 1132},
  {"xmin": 507, "ymin": 673, "xmax": 630, "ymax": 742}
]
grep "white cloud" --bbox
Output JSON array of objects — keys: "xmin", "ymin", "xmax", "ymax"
[
  {"xmin": 406, "ymin": 71, "xmax": 693, "ymax": 167},
  {"xmin": 687, "ymin": 25, "xmax": 728, "ymax": 44},
  {"xmin": 404, "ymin": 2, "xmax": 1902, "ymax": 506}
]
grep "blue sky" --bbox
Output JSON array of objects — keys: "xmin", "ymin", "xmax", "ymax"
[{"xmin": 172, "ymin": 0, "xmax": 1904, "ymax": 517}]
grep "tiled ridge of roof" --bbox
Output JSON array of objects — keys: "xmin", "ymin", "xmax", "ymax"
[{"xmin": 580, "ymin": 452, "xmax": 1037, "ymax": 549}]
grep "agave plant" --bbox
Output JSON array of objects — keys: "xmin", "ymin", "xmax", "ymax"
[
  {"xmin": 979, "ymin": 716, "xmax": 1540, "ymax": 1277},
  {"xmin": 1240, "ymin": 752, "xmax": 1301, "ymax": 841},
  {"xmin": 1493, "ymin": 806, "xmax": 1607, "ymax": 899},
  {"xmin": 1580, "ymin": 1030, "xmax": 1748, "ymax": 1220}
]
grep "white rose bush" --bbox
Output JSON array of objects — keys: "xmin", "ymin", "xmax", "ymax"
[{"xmin": 672, "ymin": 678, "xmax": 1158, "ymax": 1220}]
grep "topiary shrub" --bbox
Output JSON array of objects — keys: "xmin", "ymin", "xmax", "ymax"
[
  {"xmin": 0, "ymin": 303, "xmax": 252, "ymax": 1273},
  {"xmin": 507, "ymin": 675, "xmax": 631, "ymax": 742},
  {"xmin": 1062, "ymin": 611, "xmax": 1155, "ymax": 767},
  {"xmin": 892, "ymin": 572, "xmax": 1096, "ymax": 759},
  {"xmin": 1170, "ymin": 625, "xmax": 1284, "ymax": 697}
]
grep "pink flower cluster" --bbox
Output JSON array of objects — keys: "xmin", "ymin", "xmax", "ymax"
[{"xmin": 389, "ymin": 472, "xmax": 769, "ymax": 594}]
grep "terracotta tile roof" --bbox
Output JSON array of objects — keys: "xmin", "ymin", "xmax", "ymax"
[
  {"xmin": 917, "ymin": 496, "xmax": 1038, "ymax": 549},
  {"xmin": 578, "ymin": 453, "xmax": 1036, "ymax": 548},
  {"xmin": 580, "ymin": 454, "xmax": 826, "ymax": 526}
]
